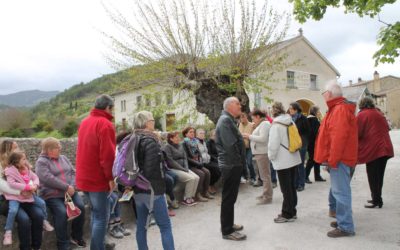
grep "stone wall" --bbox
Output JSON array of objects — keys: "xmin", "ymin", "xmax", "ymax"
[{"xmin": 2, "ymin": 138, "xmax": 78, "ymax": 167}]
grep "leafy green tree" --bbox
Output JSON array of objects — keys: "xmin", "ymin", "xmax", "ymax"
[
  {"xmin": 103, "ymin": 0, "xmax": 290, "ymax": 124},
  {"xmin": 61, "ymin": 120, "xmax": 78, "ymax": 137},
  {"xmin": 289, "ymin": 0, "xmax": 399, "ymax": 65}
]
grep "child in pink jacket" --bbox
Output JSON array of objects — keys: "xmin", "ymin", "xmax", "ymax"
[{"xmin": 3, "ymin": 151, "xmax": 53, "ymax": 246}]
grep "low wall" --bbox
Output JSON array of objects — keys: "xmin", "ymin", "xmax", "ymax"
[{"xmin": 2, "ymin": 138, "xmax": 78, "ymax": 167}]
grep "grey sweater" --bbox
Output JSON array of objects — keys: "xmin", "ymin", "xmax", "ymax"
[{"xmin": 162, "ymin": 143, "xmax": 189, "ymax": 172}]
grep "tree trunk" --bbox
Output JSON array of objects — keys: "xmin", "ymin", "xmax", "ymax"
[{"xmin": 194, "ymin": 80, "xmax": 250, "ymax": 124}]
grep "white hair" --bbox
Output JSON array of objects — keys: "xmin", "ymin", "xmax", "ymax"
[
  {"xmin": 196, "ymin": 128, "xmax": 205, "ymax": 136},
  {"xmin": 133, "ymin": 111, "xmax": 154, "ymax": 129},
  {"xmin": 325, "ymin": 80, "xmax": 343, "ymax": 97},
  {"xmin": 223, "ymin": 97, "xmax": 239, "ymax": 111}
]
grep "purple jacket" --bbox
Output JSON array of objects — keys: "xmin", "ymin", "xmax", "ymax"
[
  {"xmin": 35, "ymin": 154, "xmax": 76, "ymax": 200},
  {"xmin": 4, "ymin": 166, "xmax": 39, "ymax": 202}
]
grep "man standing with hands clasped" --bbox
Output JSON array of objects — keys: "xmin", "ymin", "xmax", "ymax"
[
  {"xmin": 216, "ymin": 97, "xmax": 247, "ymax": 241},
  {"xmin": 76, "ymin": 94, "xmax": 117, "ymax": 250}
]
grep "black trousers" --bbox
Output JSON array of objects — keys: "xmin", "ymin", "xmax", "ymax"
[
  {"xmin": 205, "ymin": 161, "xmax": 222, "ymax": 185},
  {"xmin": 221, "ymin": 166, "xmax": 242, "ymax": 235},
  {"xmin": 277, "ymin": 166, "xmax": 298, "ymax": 219},
  {"xmin": 306, "ymin": 150, "xmax": 321, "ymax": 180},
  {"xmin": 366, "ymin": 156, "xmax": 388, "ymax": 205}
]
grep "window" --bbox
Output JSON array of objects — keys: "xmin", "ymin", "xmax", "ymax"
[
  {"xmin": 287, "ymin": 71, "xmax": 295, "ymax": 88},
  {"xmin": 254, "ymin": 92, "xmax": 261, "ymax": 108},
  {"xmin": 155, "ymin": 95, "xmax": 161, "ymax": 106},
  {"xmin": 145, "ymin": 97, "xmax": 151, "ymax": 107},
  {"xmin": 120, "ymin": 100, "xmax": 126, "ymax": 112},
  {"xmin": 136, "ymin": 96, "xmax": 142, "ymax": 107},
  {"xmin": 310, "ymin": 74, "xmax": 317, "ymax": 90},
  {"xmin": 166, "ymin": 91, "xmax": 173, "ymax": 105}
]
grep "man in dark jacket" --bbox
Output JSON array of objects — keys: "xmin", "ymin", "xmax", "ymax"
[
  {"xmin": 215, "ymin": 97, "xmax": 246, "ymax": 241},
  {"xmin": 76, "ymin": 94, "xmax": 116, "ymax": 250},
  {"xmin": 289, "ymin": 102, "xmax": 310, "ymax": 191}
]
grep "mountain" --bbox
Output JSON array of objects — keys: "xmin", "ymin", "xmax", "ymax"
[{"xmin": 0, "ymin": 90, "xmax": 59, "ymax": 107}]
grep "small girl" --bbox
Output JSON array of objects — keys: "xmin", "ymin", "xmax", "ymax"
[{"xmin": 3, "ymin": 151, "xmax": 53, "ymax": 246}]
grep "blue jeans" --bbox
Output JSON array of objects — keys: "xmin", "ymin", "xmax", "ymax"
[
  {"xmin": 246, "ymin": 148, "xmax": 256, "ymax": 180},
  {"xmin": 135, "ymin": 193, "xmax": 174, "ymax": 250},
  {"xmin": 46, "ymin": 193, "xmax": 85, "ymax": 250},
  {"xmin": 109, "ymin": 192, "xmax": 121, "ymax": 222},
  {"xmin": 16, "ymin": 202, "xmax": 44, "ymax": 250},
  {"xmin": 85, "ymin": 192, "xmax": 110, "ymax": 250},
  {"xmin": 329, "ymin": 162, "xmax": 355, "ymax": 233},
  {"xmin": 296, "ymin": 146, "xmax": 306, "ymax": 188},
  {"xmin": 5, "ymin": 195, "xmax": 47, "ymax": 231}
]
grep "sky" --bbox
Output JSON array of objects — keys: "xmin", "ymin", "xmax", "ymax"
[{"xmin": 0, "ymin": 0, "xmax": 399, "ymax": 95}]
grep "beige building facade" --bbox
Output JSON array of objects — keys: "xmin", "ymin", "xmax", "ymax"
[
  {"xmin": 113, "ymin": 31, "xmax": 341, "ymax": 131},
  {"xmin": 343, "ymin": 72, "xmax": 400, "ymax": 128}
]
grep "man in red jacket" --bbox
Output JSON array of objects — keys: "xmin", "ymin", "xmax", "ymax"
[
  {"xmin": 315, "ymin": 81, "xmax": 357, "ymax": 238},
  {"xmin": 76, "ymin": 94, "xmax": 116, "ymax": 250}
]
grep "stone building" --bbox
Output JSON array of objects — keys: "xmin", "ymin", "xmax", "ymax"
[
  {"xmin": 113, "ymin": 30, "xmax": 340, "ymax": 130},
  {"xmin": 343, "ymin": 71, "xmax": 400, "ymax": 128}
]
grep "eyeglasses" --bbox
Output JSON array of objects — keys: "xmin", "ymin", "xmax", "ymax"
[{"xmin": 321, "ymin": 90, "xmax": 328, "ymax": 95}]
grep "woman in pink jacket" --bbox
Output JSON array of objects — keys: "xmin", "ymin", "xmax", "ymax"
[{"xmin": 357, "ymin": 97, "xmax": 394, "ymax": 208}]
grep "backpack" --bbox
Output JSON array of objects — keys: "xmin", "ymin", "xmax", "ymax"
[
  {"xmin": 275, "ymin": 121, "xmax": 302, "ymax": 153},
  {"xmin": 112, "ymin": 132, "xmax": 154, "ymax": 229}
]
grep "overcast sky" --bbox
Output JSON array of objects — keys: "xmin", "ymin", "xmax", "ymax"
[{"xmin": 0, "ymin": 0, "xmax": 399, "ymax": 95}]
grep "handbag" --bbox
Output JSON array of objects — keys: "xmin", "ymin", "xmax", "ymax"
[{"xmin": 65, "ymin": 193, "xmax": 81, "ymax": 221}]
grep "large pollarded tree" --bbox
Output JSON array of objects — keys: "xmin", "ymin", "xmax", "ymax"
[{"xmin": 103, "ymin": 0, "xmax": 290, "ymax": 124}]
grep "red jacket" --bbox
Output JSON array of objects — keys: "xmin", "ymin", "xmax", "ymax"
[
  {"xmin": 357, "ymin": 108, "xmax": 394, "ymax": 164},
  {"xmin": 314, "ymin": 97, "xmax": 358, "ymax": 168},
  {"xmin": 76, "ymin": 109, "xmax": 116, "ymax": 192}
]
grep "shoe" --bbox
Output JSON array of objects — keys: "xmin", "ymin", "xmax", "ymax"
[
  {"xmin": 327, "ymin": 228, "xmax": 355, "ymax": 238},
  {"xmin": 181, "ymin": 198, "xmax": 196, "ymax": 206},
  {"xmin": 105, "ymin": 242, "xmax": 116, "ymax": 250},
  {"xmin": 222, "ymin": 231, "xmax": 247, "ymax": 241},
  {"xmin": 203, "ymin": 193, "xmax": 215, "ymax": 199},
  {"xmin": 170, "ymin": 200, "xmax": 180, "ymax": 209},
  {"xmin": 330, "ymin": 221, "xmax": 338, "ymax": 228},
  {"xmin": 256, "ymin": 195, "xmax": 264, "ymax": 200},
  {"xmin": 305, "ymin": 178, "xmax": 312, "ymax": 184},
  {"xmin": 240, "ymin": 177, "xmax": 247, "ymax": 184},
  {"xmin": 272, "ymin": 182, "xmax": 278, "ymax": 189},
  {"xmin": 257, "ymin": 198, "xmax": 272, "ymax": 205},
  {"xmin": 364, "ymin": 203, "xmax": 383, "ymax": 208},
  {"xmin": 297, "ymin": 186, "xmax": 304, "ymax": 192},
  {"xmin": 196, "ymin": 194, "xmax": 208, "ymax": 202},
  {"xmin": 253, "ymin": 180, "xmax": 263, "ymax": 187},
  {"xmin": 367, "ymin": 200, "xmax": 373, "ymax": 203},
  {"xmin": 70, "ymin": 238, "xmax": 87, "ymax": 248},
  {"xmin": 116, "ymin": 223, "xmax": 131, "ymax": 236},
  {"xmin": 315, "ymin": 177, "xmax": 326, "ymax": 182},
  {"xmin": 232, "ymin": 224, "xmax": 244, "ymax": 231},
  {"xmin": 3, "ymin": 231, "xmax": 12, "ymax": 246},
  {"xmin": 43, "ymin": 220, "xmax": 54, "ymax": 231},
  {"xmin": 109, "ymin": 225, "xmax": 124, "ymax": 239},
  {"xmin": 168, "ymin": 209, "xmax": 176, "ymax": 217},
  {"xmin": 329, "ymin": 210, "xmax": 336, "ymax": 218},
  {"xmin": 250, "ymin": 179, "xmax": 257, "ymax": 186},
  {"xmin": 274, "ymin": 215, "xmax": 295, "ymax": 223}
]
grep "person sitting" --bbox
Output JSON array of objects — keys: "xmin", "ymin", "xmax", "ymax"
[
  {"xmin": 182, "ymin": 127, "xmax": 213, "ymax": 202},
  {"xmin": 196, "ymin": 129, "xmax": 221, "ymax": 195},
  {"xmin": 163, "ymin": 131, "xmax": 199, "ymax": 206},
  {"xmin": 3, "ymin": 151, "xmax": 47, "ymax": 248},
  {"xmin": 35, "ymin": 137, "xmax": 86, "ymax": 249}
]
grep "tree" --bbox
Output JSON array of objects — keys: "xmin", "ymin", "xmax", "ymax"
[
  {"xmin": 103, "ymin": 0, "xmax": 290, "ymax": 124},
  {"xmin": 289, "ymin": 0, "xmax": 399, "ymax": 65}
]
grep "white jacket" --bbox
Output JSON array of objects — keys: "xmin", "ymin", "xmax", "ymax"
[
  {"xmin": 249, "ymin": 121, "xmax": 271, "ymax": 155},
  {"xmin": 197, "ymin": 140, "xmax": 211, "ymax": 164},
  {"xmin": 268, "ymin": 114, "xmax": 301, "ymax": 170}
]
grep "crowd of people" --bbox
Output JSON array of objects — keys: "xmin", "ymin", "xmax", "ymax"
[{"xmin": 0, "ymin": 80, "xmax": 394, "ymax": 249}]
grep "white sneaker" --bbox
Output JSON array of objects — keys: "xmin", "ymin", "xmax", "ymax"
[
  {"xmin": 43, "ymin": 220, "xmax": 54, "ymax": 231},
  {"xmin": 3, "ymin": 231, "xmax": 12, "ymax": 245},
  {"xmin": 240, "ymin": 177, "xmax": 247, "ymax": 184}
]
